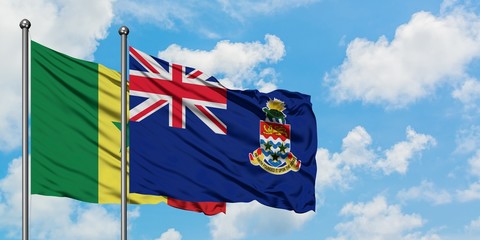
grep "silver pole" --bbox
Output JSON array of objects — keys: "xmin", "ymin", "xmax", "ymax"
[
  {"xmin": 20, "ymin": 18, "xmax": 31, "ymax": 240},
  {"xmin": 119, "ymin": 25, "xmax": 129, "ymax": 240}
]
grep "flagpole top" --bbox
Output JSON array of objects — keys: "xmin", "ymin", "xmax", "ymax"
[
  {"xmin": 19, "ymin": 19, "xmax": 31, "ymax": 29},
  {"xmin": 119, "ymin": 26, "xmax": 129, "ymax": 36}
]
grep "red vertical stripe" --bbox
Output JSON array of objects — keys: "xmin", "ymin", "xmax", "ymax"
[{"xmin": 171, "ymin": 64, "xmax": 183, "ymax": 128}]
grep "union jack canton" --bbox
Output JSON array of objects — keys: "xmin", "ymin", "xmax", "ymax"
[{"xmin": 129, "ymin": 47, "xmax": 227, "ymax": 134}]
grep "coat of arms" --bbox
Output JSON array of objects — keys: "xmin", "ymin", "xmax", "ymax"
[{"xmin": 249, "ymin": 99, "xmax": 301, "ymax": 175}]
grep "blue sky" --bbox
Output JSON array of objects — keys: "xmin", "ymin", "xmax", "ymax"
[{"xmin": 1, "ymin": 0, "xmax": 480, "ymax": 239}]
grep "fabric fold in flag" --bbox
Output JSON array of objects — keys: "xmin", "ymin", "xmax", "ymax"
[
  {"xmin": 30, "ymin": 41, "xmax": 225, "ymax": 216},
  {"xmin": 129, "ymin": 47, "xmax": 317, "ymax": 213}
]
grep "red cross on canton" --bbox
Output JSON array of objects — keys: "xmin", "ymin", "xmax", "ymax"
[{"xmin": 129, "ymin": 47, "xmax": 227, "ymax": 135}]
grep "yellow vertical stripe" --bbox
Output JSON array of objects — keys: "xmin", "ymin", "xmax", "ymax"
[{"xmin": 97, "ymin": 64, "xmax": 167, "ymax": 204}]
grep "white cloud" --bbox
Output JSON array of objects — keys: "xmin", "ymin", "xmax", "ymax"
[
  {"xmin": 440, "ymin": 0, "xmax": 459, "ymax": 13},
  {"xmin": 457, "ymin": 182, "xmax": 480, "ymax": 202},
  {"xmin": 315, "ymin": 126, "xmax": 375, "ymax": 191},
  {"xmin": 452, "ymin": 78, "xmax": 480, "ymax": 112},
  {"xmin": 254, "ymin": 68, "xmax": 279, "ymax": 93},
  {"xmin": 375, "ymin": 127, "xmax": 436, "ymax": 175},
  {"xmin": 0, "ymin": 158, "xmax": 120, "ymax": 239},
  {"xmin": 115, "ymin": 0, "xmax": 193, "ymax": 29},
  {"xmin": 158, "ymin": 34, "xmax": 285, "ymax": 90},
  {"xmin": 117, "ymin": 0, "xmax": 319, "ymax": 30},
  {"xmin": 468, "ymin": 150, "xmax": 480, "ymax": 177},
  {"xmin": 209, "ymin": 201, "xmax": 314, "ymax": 240},
  {"xmin": 0, "ymin": 0, "xmax": 115, "ymax": 151},
  {"xmin": 126, "ymin": 206, "xmax": 141, "ymax": 232},
  {"xmin": 328, "ymin": 196, "xmax": 429, "ymax": 240},
  {"xmin": 326, "ymin": 7, "xmax": 480, "ymax": 108},
  {"xmin": 465, "ymin": 216, "xmax": 480, "ymax": 233},
  {"xmin": 403, "ymin": 232, "xmax": 442, "ymax": 240},
  {"xmin": 218, "ymin": 0, "xmax": 319, "ymax": 21},
  {"xmin": 32, "ymin": 201, "xmax": 119, "ymax": 240},
  {"xmin": 116, "ymin": 0, "xmax": 319, "ymax": 38},
  {"xmin": 0, "ymin": 157, "xmax": 23, "ymax": 231},
  {"xmin": 396, "ymin": 180, "xmax": 452, "ymax": 205},
  {"xmin": 339, "ymin": 126, "xmax": 376, "ymax": 167},
  {"xmin": 316, "ymin": 126, "xmax": 435, "ymax": 191},
  {"xmin": 155, "ymin": 228, "xmax": 182, "ymax": 240},
  {"xmin": 437, "ymin": 216, "xmax": 480, "ymax": 240},
  {"xmin": 5, "ymin": 0, "xmax": 114, "ymax": 60},
  {"xmin": 315, "ymin": 148, "xmax": 353, "ymax": 191},
  {"xmin": 455, "ymin": 125, "xmax": 480, "ymax": 154},
  {"xmin": 456, "ymin": 149, "xmax": 480, "ymax": 202},
  {"xmin": 127, "ymin": 206, "xmax": 141, "ymax": 219}
]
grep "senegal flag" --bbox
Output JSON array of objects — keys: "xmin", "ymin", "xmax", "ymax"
[{"xmin": 31, "ymin": 41, "xmax": 225, "ymax": 215}]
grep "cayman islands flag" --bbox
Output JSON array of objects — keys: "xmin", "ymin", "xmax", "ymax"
[{"xmin": 129, "ymin": 47, "xmax": 317, "ymax": 213}]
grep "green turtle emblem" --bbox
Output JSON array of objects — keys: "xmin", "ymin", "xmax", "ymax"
[{"xmin": 262, "ymin": 98, "xmax": 286, "ymax": 124}]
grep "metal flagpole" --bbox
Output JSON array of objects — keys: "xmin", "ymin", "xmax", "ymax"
[
  {"xmin": 20, "ymin": 19, "xmax": 31, "ymax": 240},
  {"xmin": 119, "ymin": 25, "xmax": 129, "ymax": 240}
]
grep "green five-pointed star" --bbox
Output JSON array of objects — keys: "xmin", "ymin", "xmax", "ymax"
[
  {"xmin": 263, "ymin": 142, "xmax": 273, "ymax": 150},
  {"xmin": 278, "ymin": 143, "xmax": 288, "ymax": 153},
  {"xmin": 271, "ymin": 152, "xmax": 280, "ymax": 162}
]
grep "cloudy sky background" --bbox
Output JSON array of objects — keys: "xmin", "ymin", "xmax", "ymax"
[{"xmin": 1, "ymin": 0, "xmax": 480, "ymax": 239}]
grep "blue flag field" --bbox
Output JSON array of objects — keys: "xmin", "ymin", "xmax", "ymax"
[{"xmin": 129, "ymin": 47, "xmax": 317, "ymax": 213}]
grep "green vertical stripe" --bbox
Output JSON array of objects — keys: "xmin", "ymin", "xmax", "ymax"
[{"xmin": 31, "ymin": 41, "xmax": 99, "ymax": 202}]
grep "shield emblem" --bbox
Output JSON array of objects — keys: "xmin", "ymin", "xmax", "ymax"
[
  {"xmin": 250, "ymin": 121, "xmax": 301, "ymax": 175},
  {"xmin": 249, "ymin": 99, "xmax": 301, "ymax": 175},
  {"xmin": 259, "ymin": 121, "xmax": 291, "ymax": 167}
]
